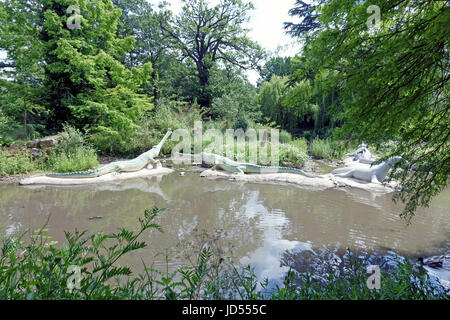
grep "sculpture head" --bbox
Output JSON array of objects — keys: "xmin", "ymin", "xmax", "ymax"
[
  {"xmin": 152, "ymin": 128, "xmax": 172, "ymax": 153},
  {"xmin": 357, "ymin": 142, "xmax": 368, "ymax": 149}
]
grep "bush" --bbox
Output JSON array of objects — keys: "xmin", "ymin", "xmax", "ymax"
[
  {"xmin": 131, "ymin": 99, "xmax": 204, "ymax": 156},
  {"xmin": 47, "ymin": 148, "xmax": 99, "ymax": 173},
  {"xmin": 233, "ymin": 116, "xmax": 249, "ymax": 132},
  {"xmin": 309, "ymin": 138, "xmax": 351, "ymax": 161},
  {"xmin": 310, "ymin": 137, "xmax": 333, "ymax": 159},
  {"xmin": 0, "ymin": 148, "xmax": 38, "ymax": 176},
  {"xmin": 279, "ymin": 138, "xmax": 308, "ymax": 166},
  {"xmin": 47, "ymin": 124, "xmax": 99, "ymax": 173},
  {"xmin": 279, "ymin": 130, "xmax": 292, "ymax": 144}
]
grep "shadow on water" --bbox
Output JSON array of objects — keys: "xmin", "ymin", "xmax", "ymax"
[{"xmin": 0, "ymin": 167, "xmax": 449, "ymax": 285}]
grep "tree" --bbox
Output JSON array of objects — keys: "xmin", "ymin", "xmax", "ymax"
[
  {"xmin": 288, "ymin": 0, "xmax": 450, "ymax": 219},
  {"xmin": 283, "ymin": 0, "xmax": 325, "ymax": 39},
  {"xmin": 1, "ymin": 0, "xmax": 154, "ymax": 154},
  {"xmin": 112, "ymin": 0, "xmax": 174, "ymax": 101},
  {"xmin": 159, "ymin": 0, "xmax": 264, "ymax": 110},
  {"xmin": 258, "ymin": 56, "xmax": 295, "ymax": 86},
  {"xmin": 0, "ymin": 0, "xmax": 47, "ymax": 137}
]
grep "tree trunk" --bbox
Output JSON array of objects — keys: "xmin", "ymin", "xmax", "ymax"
[
  {"xmin": 23, "ymin": 109, "xmax": 27, "ymax": 138},
  {"xmin": 196, "ymin": 62, "xmax": 212, "ymax": 110}
]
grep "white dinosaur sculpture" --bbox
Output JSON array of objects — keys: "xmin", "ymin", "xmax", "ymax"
[
  {"xmin": 346, "ymin": 143, "xmax": 375, "ymax": 164},
  {"xmin": 331, "ymin": 156, "xmax": 404, "ymax": 184}
]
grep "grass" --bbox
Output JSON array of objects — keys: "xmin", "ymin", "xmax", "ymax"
[
  {"xmin": 46, "ymin": 147, "xmax": 99, "ymax": 173},
  {"xmin": 309, "ymin": 137, "xmax": 350, "ymax": 161},
  {"xmin": 279, "ymin": 138, "xmax": 308, "ymax": 167},
  {"xmin": 0, "ymin": 124, "xmax": 99, "ymax": 176},
  {"xmin": 0, "ymin": 148, "xmax": 39, "ymax": 176},
  {"xmin": 0, "ymin": 208, "xmax": 447, "ymax": 300}
]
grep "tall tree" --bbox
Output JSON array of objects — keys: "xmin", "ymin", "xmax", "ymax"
[
  {"xmin": 112, "ymin": 0, "xmax": 174, "ymax": 101},
  {"xmin": 288, "ymin": 0, "xmax": 450, "ymax": 219},
  {"xmin": 258, "ymin": 56, "xmax": 295, "ymax": 86},
  {"xmin": 159, "ymin": 0, "xmax": 264, "ymax": 110},
  {"xmin": 0, "ymin": 0, "xmax": 47, "ymax": 137},
  {"xmin": 0, "ymin": 0, "xmax": 154, "ymax": 154}
]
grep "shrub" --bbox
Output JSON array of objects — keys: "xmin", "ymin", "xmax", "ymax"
[
  {"xmin": 233, "ymin": 116, "xmax": 249, "ymax": 132},
  {"xmin": 279, "ymin": 130, "xmax": 292, "ymax": 144},
  {"xmin": 279, "ymin": 138, "xmax": 309, "ymax": 166},
  {"xmin": 47, "ymin": 124, "xmax": 99, "ymax": 172},
  {"xmin": 0, "ymin": 148, "xmax": 38, "ymax": 176},
  {"xmin": 47, "ymin": 148, "xmax": 99, "ymax": 173},
  {"xmin": 310, "ymin": 137, "xmax": 334, "ymax": 160},
  {"xmin": 131, "ymin": 99, "xmax": 204, "ymax": 156}
]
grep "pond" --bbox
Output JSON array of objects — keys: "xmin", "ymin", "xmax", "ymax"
[{"xmin": 0, "ymin": 164, "xmax": 449, "ymax": 285}]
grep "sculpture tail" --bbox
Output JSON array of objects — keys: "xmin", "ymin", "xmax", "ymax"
[
  {"xmin": 274, "ymin": 167, "xmax": 319, "ymax": 178},
  {"xmin": 46, "ymin": 169, "xmax": 101, "ymax": 178}
]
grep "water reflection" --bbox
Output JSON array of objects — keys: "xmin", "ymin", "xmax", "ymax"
[{"xmin": 0, "ymin": 169, "xmax": 448, "ymax": 284}]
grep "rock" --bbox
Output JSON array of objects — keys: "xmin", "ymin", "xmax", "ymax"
[
  {"xmin": 31, "ymin": 148, "xmax": 42, "ymax": 159},
  {"xmin": 38, "ymin": 135, "xmax": 60, "ymax": 148},
  {"xmin": 26, "ymin": 140, "xmax": 38, "ymax": 148}
]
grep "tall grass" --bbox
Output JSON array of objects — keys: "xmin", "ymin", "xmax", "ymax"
[
  {"xmin": 46, "ymin": 124, "xmax": 99, "ymax": 173},
  {"xmin": 279, "ymin": 138, "xmax": 308, "ymax": 167},
  {"xmin": 0, "ymin": 124, "xmax": 99, "ymax": 176},
  {"xmin": 0, "ymin": 148, "xmax": 38, "ymax": 176},
  {"xmin": 309, "ymin": 138, "xmax": 350, "ymax": 160}
]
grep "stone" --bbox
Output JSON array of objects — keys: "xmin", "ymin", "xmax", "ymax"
[
  {"xmin": 38, "ymin": 135, "xmax": 60, "ymax": 148},
  {"xmin": 26, "ymin": 140, "xmax": 38, "ymax": 148}
]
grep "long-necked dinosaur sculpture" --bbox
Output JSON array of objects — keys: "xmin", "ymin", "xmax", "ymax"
[
  {"xmin": 331, "ymin": 156, "xmax": 404, "ymax": 184},
  {"xmin": 44, "ymin": 129, "xmax": 172, "ymax": 179},
  {"xmin": 174, "ymin": 152, "xmax": 319, "ymax": 177}
]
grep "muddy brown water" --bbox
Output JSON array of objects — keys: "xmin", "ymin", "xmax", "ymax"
[{"xmin": 0, "ymin": 167, "xmax": 449, "ymax": 284}]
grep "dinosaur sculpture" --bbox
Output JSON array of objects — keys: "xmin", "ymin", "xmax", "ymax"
[
  {"xmin": 346, "ymin": 143, "xmax": 374, "ymax": 164},
  {"xmin": 331, "ymin": 156, "xmax": 403, "ymax": 184},
  {"xmin": 45, "ymin": 129, "xmax": 172, "ymax": 179},
  {"xmin": 174, "ymin": 152, "xmax": 319, "ymax": 177}
]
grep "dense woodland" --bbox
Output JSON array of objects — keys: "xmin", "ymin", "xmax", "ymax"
[{"xmin": 0, "ymin": 0, "xmax": 449, "ymax": 218}]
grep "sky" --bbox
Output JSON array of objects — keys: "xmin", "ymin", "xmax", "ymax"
[{"xmin": 152, "ymin": 0, "xmax": 302, "ymax": 84}]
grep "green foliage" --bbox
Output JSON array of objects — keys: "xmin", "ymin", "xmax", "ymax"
[
  {"xmin": 290, "ymin": 0, "xmax": 449, "ymax": 218},
  {"xmin": 159, "ymin": 0, "xmax": 264, "ymax": 109},
  {"xmin": 279, "ymin": 130, "xmax": 292, "ymax": 144},
  {"xmin": 258, "ymin": 76, "xmax": 295, "ymax": 131},
  {"xmin": 279, "ymin": 138, "xmax": 308, "ymax": 166},
  {"xmin": 271, "ymin": 255, "xmax": 446, "ymax": 300},
  {"xmin": 131, "ymin": 99, "xmax": 204, "ymax": 155},
  {"xmin": 1, "ymin": 0, "xmax": 154, "ymax": 155},
  {"xmin": 310, "ymin": 137, "xmax": 333, "ymax": 159},
  {"xmin": 258, "ymin": 56, "xmax": 296, "ymax": 85},
  {"xmin": 309, "ymin": 137, "xmax": 348, "ymax": 161},
  {"xmin": 210, "ymin": 68, "xmax": 261, "ymax": 124},
  {"xmin": 46, "ymin": 148, "xmax": 98, "ymax": 173},
  {"xmin": 0, "ymin": 109, "xmax": 14, "ymax": 145},
  {"xmin": 233, "ymin": 116, "xmax": 249, "ymax": 132},
  {"xmin": 0, "ymin": 208, "xmax": 164, "ymax": 299},
  {"xmin": 0, "ymin": 148, "xmax": 38, "ymax": 176},
  {"xmin": 0, "ymin": 211, "xmax": 446, "ymax": 300},
  {"xmin": 46, "ymin": 124, "xmax": 99, "ymax": 173}
]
